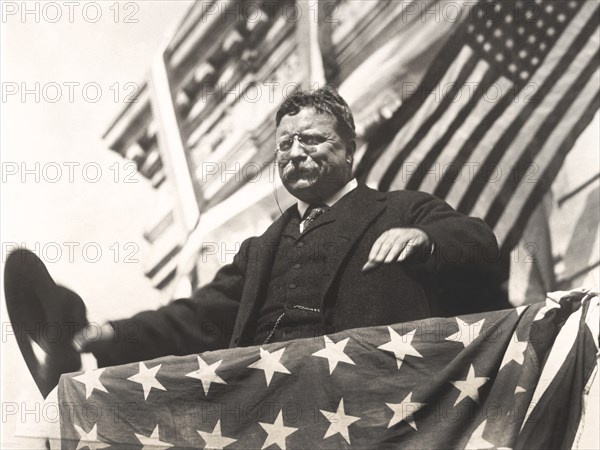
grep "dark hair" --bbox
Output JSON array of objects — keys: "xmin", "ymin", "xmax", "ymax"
[{"xmin": 275, "ymin": 87, "xmax": 356, "ymax": 142}]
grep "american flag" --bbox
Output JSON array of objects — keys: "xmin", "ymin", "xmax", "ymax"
[
  {"xmin": 58, "ymin": 289, "xmax": 598, "ymax": 448},
  {"xmin": 355, "ymin": 0, "xmax": 599, "ymax": 253}
]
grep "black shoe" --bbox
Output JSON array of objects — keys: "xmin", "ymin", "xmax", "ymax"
[{"xmin": 4, "ymin": 249, "xmax": 88, "ymax": 398}]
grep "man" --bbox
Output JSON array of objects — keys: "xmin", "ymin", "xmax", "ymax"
[
  {"xmin": 73, "ymin": 87, "xmax": 501, "ymax": 368},
  {"xmin": 7, "ymin": 88, "xmax": 502, "ymax": 389}
]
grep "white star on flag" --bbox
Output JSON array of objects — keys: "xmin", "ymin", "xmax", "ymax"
[
  {"xmin": 127, "ymin": 362, "xmax": 166, "ymax": 400},
  {"xmin": 73, "ymin": 368, "xmax": 108, "ymax": 400},
  {"xmin": 464, "ymin": 420, "xmax": 494, "ymax": 449},
  {"xmin": 197, "ymin": 420, "xmax": 237, "ymax": 449},
  {"xmin": 386, "ymin": 391, "xmax": 425, "ymax": 430},
  {"xmin": 186, "ymin": 355, "xmax": 227, "ymax": 395},
  {"xmin": 134, "ymin": 424, "xmax": 173, "ymax": 449},
  {"xmin": 312, "ymin": 336, "xmax": 356, "ymax": 374},
  {"xmin": 320, "ymin": 398, "xmax": 360, "ymax": 444},
  {"xmin": 259, "ymin": 410, "xmax": 298, "ymax": 450},
  {"xmin": 450, "ymin": 364, "xmax": 489, "ymax": 406},
  {"xmin": 445, "ymin": 318, "xmax": 485, "ymax": 347},
  {"xmin": 73, "ymin": 423, "xmax": 110, "ymax": 450},
  {"xmin": 533, "ymin": 298, "xmax": 562, "ymax": 321},
  {"xmin": 377, "ymin": 327, "xmax": 423, "ymax": 370},
  {"xmin": 248, "ymin": 347, "xmax": 290, "ymax": 386},
  {"xmin": 515, "ymin": 386, "xmax": 527, "ymax": 394},
  {"xmin": 499, "ymin": 338, "xmax": 528, "ymax": 370}
]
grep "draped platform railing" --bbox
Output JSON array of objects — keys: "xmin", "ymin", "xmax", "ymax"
[{"xmin": 54, "ymin": 288, "xmax": 598, "ymax": 449}]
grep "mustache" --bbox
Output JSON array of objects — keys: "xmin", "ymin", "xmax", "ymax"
[{"xmin": 281, "ymin": 160, "xmax": 320, "ymax": 181}]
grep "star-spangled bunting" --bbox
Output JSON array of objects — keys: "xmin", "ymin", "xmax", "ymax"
[
  {"xmin": 73, "ymin": 423, "xmax": 109, "ymax": 450},
  {"xmin": 533, "ymin": 297, "xmax": 562, "ymax": 321},
  {"xmin": 134, "ymin": 425, "xmax": 173, "ymax": 449},
  {"xmin": 450, "ymin": 364, "xmax": 489, "ymax": 407},
  {"xmin": 377, "ymin": 327, "xmax": 423, "ymax": 370},
  {"xmin": 499, "ymin": 338, "xmax": 528, "ymax": 370},
  {"xmin": 386, "ymin": 391, "xmax": 426, "ymax": 430},
  {"xmin": 127, "ymin": 362, "xmax": 166, "ymax": 400},
  {"xmin": 248, "ymin": 347, "xmax": 291, "ymax": 386},
  {"xmin": 57, "ymin": 290, "xmax": 598, "ymax": 449},
  {"xmin": 515, "ymin": 385, "xmax": 527, "ymax": 395},
  {"xmin": 445, "ymin": 318, "xmax": 485, "ymax": 347},
  {"xmin": 185, "ymin": 355, "xmax": 227, "ymax": 395},
  {"xmin": 72, "ymin": 368, "xmax": 108, "ymax": 400},
  {"xmin": 258, "ymin": 410, "xmax": 298, "ymax": 450},
  {"xmin": 464, "ymin": 420, "xmax": 494, "ymax": 450},
  {"xmin": 197, "ymin": 420, "xmax": 237, "ymax": 449},
  {"xmin": 312, "ymin": 336, "xmax": 355, "ymax": 374},
  {"xmin": 319, "ymin": 398, "xmax": 360, "ymax": 444}
]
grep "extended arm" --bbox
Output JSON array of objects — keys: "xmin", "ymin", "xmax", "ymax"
[{"xmin": 81, "ymin": 241, "xmax": 250, "ymax": 367}]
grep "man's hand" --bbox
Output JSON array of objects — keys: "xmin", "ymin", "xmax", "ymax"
[
  {"xmin": 362, "ymin": 228, "xmax": 432, "ymax": 272},
  {"xmin": 72, "ymin": 323, "xmax": 115, "ymax": 353}
]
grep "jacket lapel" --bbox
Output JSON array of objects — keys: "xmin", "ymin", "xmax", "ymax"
[
  {"xmin": 231, "ymin": 206, "xmax": 295, "ymax": 345},
  {"xmin": 317, "ymin": 184, "xmax": 387, "ymax": 308}
]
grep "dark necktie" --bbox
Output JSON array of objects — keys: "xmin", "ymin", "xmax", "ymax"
[{"xmin": 299, "ymin": 205, "xmax": 327, "ymax": 233}]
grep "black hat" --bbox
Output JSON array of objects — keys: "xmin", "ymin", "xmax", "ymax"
[{"xmin": 4, "ymin": 249, "xmax": 87, "ymax": 398}]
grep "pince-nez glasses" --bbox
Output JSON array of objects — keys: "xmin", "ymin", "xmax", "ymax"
[{"xmin": 275, "ymin": 133, "xmax": 324, "ymax": 155}]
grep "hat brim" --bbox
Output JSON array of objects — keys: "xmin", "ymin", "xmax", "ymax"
[{"xmin": 4, "ymin": 249, "xmax": 86, "ymax": 398}]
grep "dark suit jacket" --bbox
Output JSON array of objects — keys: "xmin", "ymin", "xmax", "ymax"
[{"xmin": 92, "ymin": 184, "xmax": 502, "ymax": 367}]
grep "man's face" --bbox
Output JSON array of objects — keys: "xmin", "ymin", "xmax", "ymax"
[{"xmin": 276, "ymin": 107, "xmax": 353, "ymax": 204}]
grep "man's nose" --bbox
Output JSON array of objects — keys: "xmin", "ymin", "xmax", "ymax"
[{"xmin": 287, "ymin": 137, "xmax": 307, "ymax": 160}]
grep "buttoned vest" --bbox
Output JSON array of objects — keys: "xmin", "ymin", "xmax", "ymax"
[{"xmin": 252, "ymin": 208, "xmax": 343, "ymax": 344}]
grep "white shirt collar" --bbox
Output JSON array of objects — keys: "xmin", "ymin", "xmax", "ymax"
[{"xmin": 297, "ymin": 178, "xmax": 358, "ymax": 218}]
